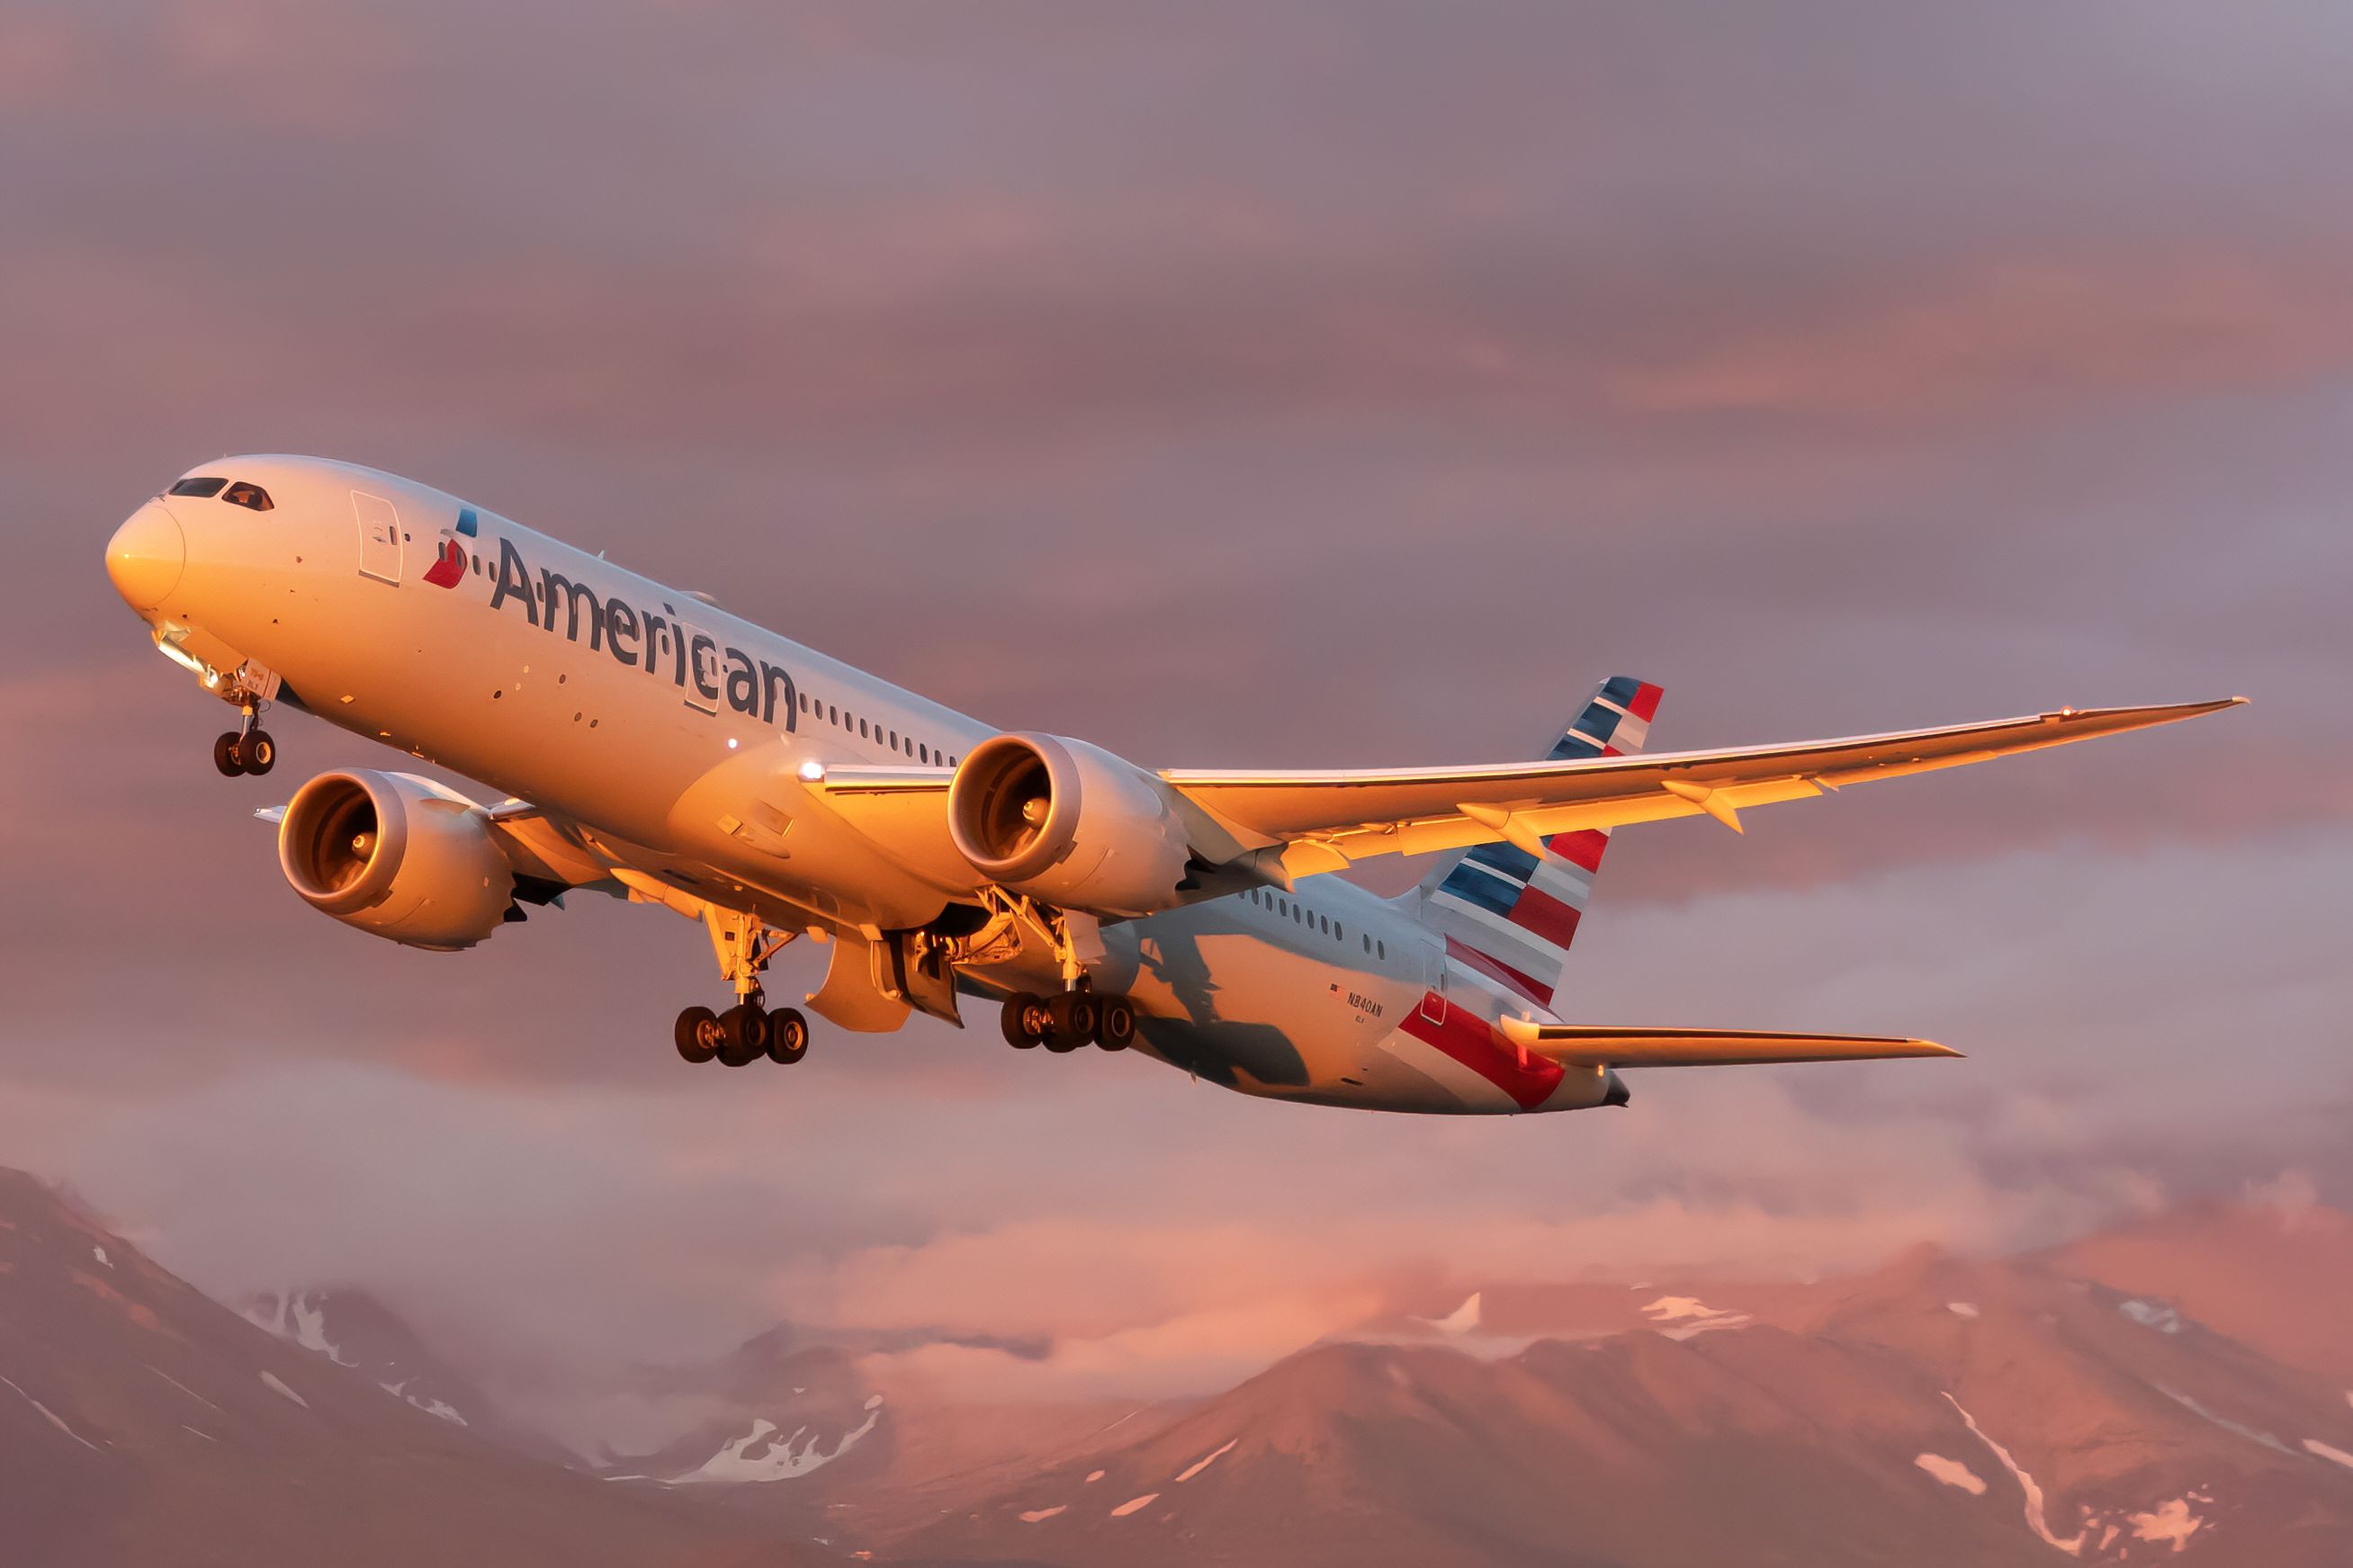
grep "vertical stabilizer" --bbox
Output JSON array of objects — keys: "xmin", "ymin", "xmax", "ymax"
[{"xmin": 1414, "ymin": 676, "xmax": 1662, "ymax": 1009}]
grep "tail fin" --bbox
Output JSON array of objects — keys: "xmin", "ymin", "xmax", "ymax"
[{"xmin": 1414, "ymin": 676, "xmax": 1663, "ymax": 1010}]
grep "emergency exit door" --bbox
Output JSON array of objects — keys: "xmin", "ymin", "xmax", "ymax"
[{"xmin": 353, "ymin": 491, "xmax": 403, "ymax": 585}]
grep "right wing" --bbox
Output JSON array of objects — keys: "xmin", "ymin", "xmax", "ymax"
[
  {"xmin": 1497, "ymin": 1019, "xmax": 1960, "ymax": 1068},
  {"xmin": 1162, "ymin": 697, "xmax": 2244, "ymax": 876}
]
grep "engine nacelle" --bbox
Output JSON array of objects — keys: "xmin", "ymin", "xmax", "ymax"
[
  {"xmin": 947, "ymin": 733, "xmax": 1192, "ymax": 917},
  {"xmin": 276, "ymin": 770, "xmax": 513, "ymax": 950}
]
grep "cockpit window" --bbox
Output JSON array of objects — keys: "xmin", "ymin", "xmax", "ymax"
[
  {"xmin": 221, "ymin": 480, "xmax": 274, "ymax": 512},
  {"xmin": 169, "ymin": 476, "xmax": 228, "ymax": 497}
]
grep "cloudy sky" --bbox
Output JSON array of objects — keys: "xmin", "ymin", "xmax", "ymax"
[{"xmin": 2, "ymin": 0, "xmax": 2348, "ymax": 1425}]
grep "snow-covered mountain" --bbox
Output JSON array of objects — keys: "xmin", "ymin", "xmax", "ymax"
[
  {"xmin": 10, "ymin": 1160, "xmax": 2349, "ymax": 1568},
  {"xmin": 0, "ymin": 1169, "xmax": 817, "ymax": 1568},
  {"xmin": 890, "ymin": 1206, "xmax": 2353, "ymax": 1567}
]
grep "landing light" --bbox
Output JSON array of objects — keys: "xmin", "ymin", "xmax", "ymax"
[
  {"xmin": 727, "ymin": 738, "xmax": 740, "ymax": 750},
  {"xmin": 797, "ymin": 759, "xmax": 826, "ymax": 783}
]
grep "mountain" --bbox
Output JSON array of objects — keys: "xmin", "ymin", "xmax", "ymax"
[
  {"xmin": 2041, "ymin": 1198, "xmax": 2353, "ymax": 1388},
  {"xmin": 241, "ymin": 1286, "xmax": 578, "ymax": 1465},
  {"xmin": 890, "ymin": 1212, "xmax": 2353, "ymax": 1568},
  {"xmin": 0, "ymin": 1169, "xmax": 813, "ymax": 1568}
]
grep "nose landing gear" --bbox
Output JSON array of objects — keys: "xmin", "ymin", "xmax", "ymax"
[{"xmin": 213, "ymin": 705, "xmax": 276, "ymax": 777}]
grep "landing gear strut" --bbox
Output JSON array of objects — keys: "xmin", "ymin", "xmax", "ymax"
[
  {"xmin": 674, "ymin": 909, "xmax": 809, "ymax": 1067},
  {"xmin": 213, "ymin": 702, "xmax": 275, "ymax": 777}
]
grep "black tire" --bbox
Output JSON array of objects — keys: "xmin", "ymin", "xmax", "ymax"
[
  {"xmin": 1045, "ymin": 991, "xmax": 1098, "ymax": 1053},
  {"xmin": 1096, "ymin": 994, "xmax": 1137, "ymax": 1052},
  {"xmin": 1001, "ymin": 993, "xmax": 1044, "ymax": 1049},
  {"xmin": 213, "ymin": 733, "xmax": 246, "ymax": 776},
  {"xmin": 717, "ymin": 1004, "xmax": 768, "ymax": 1066},
  {"xmin": 767, "ymin": 1008, "xmax": 810, "ymax": 1064},
  {"xmin": 675, "ymin": 1006, "xmax": 720, "ymax": 1064},
  {"xmin": 237, "ymin": 730, "xmax": 276, "ymax": 775}
]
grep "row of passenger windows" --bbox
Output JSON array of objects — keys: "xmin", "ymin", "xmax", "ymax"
[
  {"xmin": 794, "ymin": 692, "xmax": 955, "ymax": 767},
  {"xmin": 169, "ymin": 476, "xmax": 274, "ymax": 512},
  {"xmin": 1244, "ymin": 886, "xmax": 1385, "ymax": 958}
]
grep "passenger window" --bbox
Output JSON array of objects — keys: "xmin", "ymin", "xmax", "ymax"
[
  {"xmin": 828, "ymin": 705, "xmax": 838, "ymax": 724},
  {"xmin": 169, "ymin": 476, "xmax": 228, "ymax": 497},
  {"xmin": 221, "ymin": 480, "xmax": 274, "ymax": 511},
  {"xmin": 1362, "ymin": 934, "xmax": 1371, "ymax": 952},
  {"xmin": 1377, "ymin": 940, "xmax": 1386, "ymax": 959},
  {"xmin": 919, "ymin": 744, "xmax": 929, "ymax": 764},
  {"xmin": 858, "ymin": 718, "xmax": 868, "ymax": 739}
]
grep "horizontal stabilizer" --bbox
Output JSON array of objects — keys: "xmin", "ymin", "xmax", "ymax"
[{"xmin": 1496, "ymin": 1017, "xmax": 1959, "ymax": 1068}]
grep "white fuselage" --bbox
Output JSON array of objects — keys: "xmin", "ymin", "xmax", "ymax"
[{"xmin": 106, "ymin": 456, "xmax": 1615, "ymax": 1115}]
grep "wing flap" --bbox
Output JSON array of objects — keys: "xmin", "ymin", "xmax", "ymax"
[{"xmin": 1497, "ymin": 1017, "xmax": 1960, "ymax": 1068}]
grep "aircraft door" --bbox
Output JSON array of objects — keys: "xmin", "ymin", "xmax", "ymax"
[
  {"xmin": 1420, "ymin": 944, "xmax": 1448, "ymax": 1025},
  {"xmin": 679, "ymin": 623, "xmax": 723, "ymax": 715},
  {"xmin": 353, "ymin": 491, "xmax": 403, "ymax": 585}
]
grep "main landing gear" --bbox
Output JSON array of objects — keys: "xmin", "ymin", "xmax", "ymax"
[
  {"xmin": 675, "ymin": 995, "xmax": 810, "ymax": 1067},
  {"xmin": 1000, "ymin": 983, "xmax": 1139, "ymax": 1053},
  {"xmin": 213, "ymin": 703, "xmax": 276, "ymax": 777},
  {"xmin": 676, "ymin": 907, "xmax": 809, "ymax": 1067}
]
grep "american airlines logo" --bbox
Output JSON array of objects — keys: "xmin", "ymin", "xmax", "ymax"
[{"xmin": 482, "ymin": 536, "xmax": 800, "ymax": 728}]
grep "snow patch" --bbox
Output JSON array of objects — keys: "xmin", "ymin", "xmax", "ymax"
[
  {"xmin": 2155, "ymin": 1385, "xmax": 2295, "ymax": 1455},
  {"xmin": 1175, "ymin": 1438, "xmax": 1238, "ymax": 1483},
  {"xmin": 1019, "ymin": 1505, "xmax": 1066, "ymax": 1523},
  {"xmin": 1085, "ymin": 1469, "xmax": 1105, "ymax": 1483},
  {"xmin": 381, "ymin": 1379, "xmax": 467, "ymax": 1426},
  {"xmin": 1427, "ymin": 1293, "xmax": 1481, "ymax": 1335},
  {"xmin": 91, "ymin": 1246, "xmax": 110, "ymax": 1268},
  {"xmin": 864, "ymin": 1393, "xmax": 885, "ymax": 1411},
  {"xmin": 672, "ymin": 1404, "xmax": 881, "ymax": 1484},
  {"xmin": 247, "ymin": 1291, "xmax": 355, "ymax": 1368},
  {"xmin": 2127, "ymin": 1498, "xmax": 2202, "ymax": 1552},
  {"xmin": 146, "ymin": 1364, "xmax": 226, "ymax": 1415},
  {"xmin": 1944, "ymin": 1394, "xmax": 2087, "ymax": 1555},
  {"xmin": 1915, "ymin": 1453, "xmax": 1987, "ymax": 1494},
  {"xmin": 2119, "ymin": 1298, "xmax": 2186, "ymax": 1334},
  {"xmin": 180, "ymin": 1425, "xmax": 215, "ymax": 1442},
  {"xmin": 1945, "ymin": 1302, "xmax": 1979, "ymax": 1319},
  {"xmin": 259, "ymin": 1371, "xmax": 309, "ymax": 1408},
  {"xmin": 1639, "ymin": 1295, "xmax": 1752, "ymax": 1340},
  {"xmin": 1, "ymin": 1375, "xmax": 102, "ymax": 1452},
  {"xmin": 2304, "ymin": 1438, "xmax": 2353, "ymax": 1470},
  {"xmin": 1109, "ymin": 1492, "xmax": 1160, "ymax": 1519}
]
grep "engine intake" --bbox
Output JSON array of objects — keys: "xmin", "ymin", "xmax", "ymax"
[
  {"xmin": 277, "ymin": 770, "xmax": 513, "ymax": 950},
  {"xmin": 947, "ymin": 733, "xmax": 1191, "ymax": 917}
]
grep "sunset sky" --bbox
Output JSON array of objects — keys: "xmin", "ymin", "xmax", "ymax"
[{"xmin": 2, "ymin": 1, "xmax": 2347, "ymax": 1423}]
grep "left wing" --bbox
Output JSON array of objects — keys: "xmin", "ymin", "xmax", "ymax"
[
  {"xmin": 1498, "ymin": 1018, "xmax": 1958, "ymax": 1068},
  {"xmin": 1162, "ymin": 698, "xmax": 2244, "ymax": 876}
]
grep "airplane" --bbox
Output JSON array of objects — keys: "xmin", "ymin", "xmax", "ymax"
[{"xmin": 103, "ymin": 456, "xmax": 2242, "ymax": 1116}]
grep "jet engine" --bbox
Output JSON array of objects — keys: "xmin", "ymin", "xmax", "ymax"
[
  {"xmin": 276, "ymin": 770, "xmax": 514, "ymax": 950},
  {"xmin": 947, "ymin": 733, "xmax": 1191, "ymax": 917}
]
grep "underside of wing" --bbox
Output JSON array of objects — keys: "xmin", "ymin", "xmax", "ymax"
[
  {"xmin": 1162, "ymin": 698, "xmax": 2243, "ymax": 876},
  {"xmin": 1497, "ymin": 1018, "xmax": 1960, "ymax": 1068}
]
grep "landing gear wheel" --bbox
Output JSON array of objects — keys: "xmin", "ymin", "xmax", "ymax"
[
  {"xmin": 1095, "ymin": 994, "xmax": 1137, "ymax": 1052},
  {"xmin": 1001, "ymin": 993, "xmax": 1045, "ymax": 1049},
  {"xmin": 766, "ymin": 1008, "xmax": 810, "ymax": 1064},
  {"xmin": 675, "ymin": 1006, "xmax": 721, "ymax": 1064},
  {"xmin": 213, "ymin": 733, "xmax": 246, "ymax": 776},
  {"xmin": 1044, "ymin": 991, "xmax": 1099, "ymax": 1053},
  {"xmin": 716, "ymin": 1003, "xmax": 769, "ymax": 1067},
  {"xmin": 234, "ymin": 730, "xmax": 276, "ymax": 775}
]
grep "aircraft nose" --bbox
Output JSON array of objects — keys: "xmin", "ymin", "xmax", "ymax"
[{"xmin": 106, "ymin": 501, "xmax": 185, "ymax": 613}]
